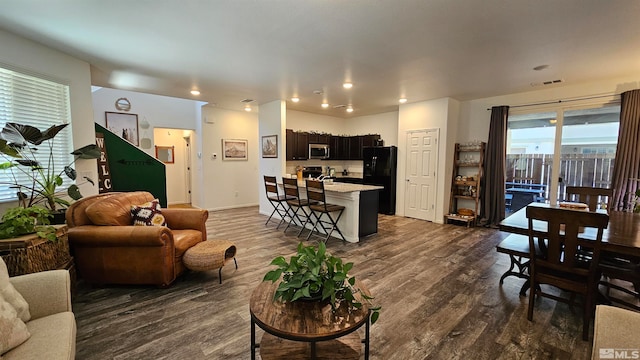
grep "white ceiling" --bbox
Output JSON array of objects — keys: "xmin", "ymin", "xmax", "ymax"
[{"xmin": 0, "ymin": 0, "xmax": 639, "ymax": 118}]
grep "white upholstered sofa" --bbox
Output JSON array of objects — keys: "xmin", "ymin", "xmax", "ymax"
[{"xmin": 2, "ymin": 269, "xmax": 76, "ymax": 359}]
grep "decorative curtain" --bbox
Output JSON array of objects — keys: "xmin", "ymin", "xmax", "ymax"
[
  {"xmin": 610, "ymin": 89, "xmax": 640, "ymax": 211},
  {"xmin": 480, "ymin": 105, "xmax": 509, "ymax": 227}
]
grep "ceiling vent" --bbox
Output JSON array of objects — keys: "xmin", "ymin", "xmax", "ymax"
[
  {"xmin": 333, "ymin": 104, "xmax": 346, "ymax": 109},
  {"xmin": 240, "ymin": 99, "xmax": 254, "ymax": 103},
  {"xmin": 542, "ymin": 79, "xmax": 564, "ymax": 85},
  {"xmin": 530, "ymin": 79, "xmax": 564, "ymax": 87}
]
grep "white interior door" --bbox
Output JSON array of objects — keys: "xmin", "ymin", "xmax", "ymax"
[{"xmin": 404, "ymin": 129, "xmax": 439, "ymax": 221}]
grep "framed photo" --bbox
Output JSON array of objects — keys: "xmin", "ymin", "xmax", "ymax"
[
  {"xmin": 155, "ymin": 145, "xmax": 174, "ymax": 164},
  {"xmin": 222, "ymin": 139, "xmax": 248, "ymax": 161},
  {"xmin": 105, "ymin": 112, "xmax": 139, "ymax": 146},
  {"xmin": 261, "ymin": 135, "xmax": 278, "ymax": 158}
]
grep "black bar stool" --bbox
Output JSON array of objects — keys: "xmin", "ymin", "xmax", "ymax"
[
  {"xmin": 305, "ymin": 179, "xmax": 346, "ymax": 242},
  {"xmin": 282, "ymin": 178, "xmax": 316, "ymax": 237},
  {"xmin": 263, "ymin": 175, "xmax": 294, "ymax": 229}
]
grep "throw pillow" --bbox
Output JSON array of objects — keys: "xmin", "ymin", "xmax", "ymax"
[
  {"xmin": 0, "ymin": 258, "xmax": 29, "ymax": 322},
  {"xmin": 131, "ymin": 199, "xmax": 167, "ymax": 227},
  {"xmin": 0, "ymin": 292, "xmax": 30, "ymax": 355}
]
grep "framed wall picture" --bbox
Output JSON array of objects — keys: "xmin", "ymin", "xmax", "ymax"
[
  {"xmin": 105, "ymin": 112, "xmax": 139, "ymax": 146},
  {"xmin": 261, "ymin": 135, "xmax": 277, "ymax": 158},
  {"xmin": 222, "ymin": 139, "xmax": 248, "ymax": 160},
  {"xmin": 155, "ymin": 145, "xmax": 175, "ymax": 163}
]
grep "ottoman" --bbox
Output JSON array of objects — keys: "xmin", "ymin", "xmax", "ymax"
[{"xmin": 183, "ymin": 240, "xmax": 238, "ymax": 283}]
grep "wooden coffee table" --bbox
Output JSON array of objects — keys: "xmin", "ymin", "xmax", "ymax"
[{"xmin": 249, "ymin": 280, "xmax": 372, "ymax": 360}]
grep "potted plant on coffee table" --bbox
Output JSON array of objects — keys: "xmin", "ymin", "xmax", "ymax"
[
  {"xmin": 0, "ymin": 122, "xmax": 100, "ymax": 223},
  {"xmin": 263, "ymin": 241, "xmax": 380, "ymax": 324}
]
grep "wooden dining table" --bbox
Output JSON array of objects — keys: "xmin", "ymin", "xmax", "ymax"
[{"xmin": 499, "ymin": 202, "xmax": 640, "ymax": 257}]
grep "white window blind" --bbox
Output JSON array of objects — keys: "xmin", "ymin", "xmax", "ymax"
[{"xmin": 0, "ymin": 66, "xmax": 73, "ymax": 203}]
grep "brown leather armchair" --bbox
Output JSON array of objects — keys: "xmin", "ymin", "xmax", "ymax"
[{"xmin": 66, "ymin": 191, "xmax": 208, "ymax": 287}]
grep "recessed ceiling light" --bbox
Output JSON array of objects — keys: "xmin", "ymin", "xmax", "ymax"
[
  {"xmin": 321, "ymin": 103, "xmax": 329, "ymax": 109},
  {"xmin": 346, "ymin": 106, "xmax": 354, "ymax": 113},
  {"xmin": 190, "ymin": 90, "xmax": 200, "ymax": 95},
  {"xmin": 291, "ymin": 97, "xmax": 300, "ymax": 103},
  {"xmin": 343, "ymin": 82, "xmax": 353, "ymax": 89},
  {"xmin": 244, "ymin": 105, "xmax": 252, "ymax": 112},
  {"xmin": 399, "ymin": 98, "xmax": 408, "ymax": 104}
]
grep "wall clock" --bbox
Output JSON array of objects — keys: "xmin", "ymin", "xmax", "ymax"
[{"xmin": 115, "ymin": 97, "xmax": 131, "ymax": 111}]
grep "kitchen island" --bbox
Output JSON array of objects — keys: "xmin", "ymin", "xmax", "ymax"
[{"xmin": 283, "ymin": 180, "xmax": 383, "ymax": 243}]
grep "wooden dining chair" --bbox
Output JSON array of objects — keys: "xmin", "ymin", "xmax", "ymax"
[
  {"xmin": 565, "ymin": 187, "xmax": 640, "ymax": 310},
  {"xmin": 565, "ymin": 186, "xmax": 613, "ymax": 211},
  {"xmin": 526, "ymin": 205, "xmax": 609, "ymax": 341},
  {"xmin": 282, "ymin": 178, "xmax": 316, "ymax": 237},
  {"xmin": 598, "ymin": 252, "xmax": 640, "ymax": 311},
  {"xmin": 263, "ymin": 176, "xmax": 294, "ymax": 229},
  {"xmin": 305, "ymin": 179, "xmax": 346, "ymax": 242}
]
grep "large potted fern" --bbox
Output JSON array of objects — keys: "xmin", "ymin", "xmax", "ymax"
[{"xmin": 0, "ymin": 122, "xmax": 100, "ymax": 224}]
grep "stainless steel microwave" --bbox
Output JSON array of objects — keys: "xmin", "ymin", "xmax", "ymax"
[{"xmin": 309, "ymin": 144, "xmax": 330, "ymax": 159}]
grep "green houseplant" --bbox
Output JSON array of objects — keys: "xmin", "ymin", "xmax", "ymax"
[
  {"xmin": 263, "ymin": 241, "xmax": 380, "ymax": 324},
  {"xmin": 0, "ymin": 206, "xmax": 56, "ymax": 241},
  {"xmin": 0, "ymin": 122, "xmax": 100, "ymax": 213}
]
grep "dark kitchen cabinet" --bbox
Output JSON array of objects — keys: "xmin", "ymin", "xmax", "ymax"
[
  {"xmin": 330, "ymin": 135, "xmax": 349, "ymax": 160},
  {"xmin": 286, "ymin": 129, "xmax": 381, "ymax": 161},
  {"xmin": 362, "ymin": 134, "xmax": 381, "ymax": 148},
  {"xmin": 286, "ymin": 130, "xmax": 309, "ymax": 160},
  {"xmin": 349, "ymin": 136, "xmax": 363, "ymax": 160},
  {"xmin": 308, "ymin": 133, "xmax": 329, "ymax": 145}
]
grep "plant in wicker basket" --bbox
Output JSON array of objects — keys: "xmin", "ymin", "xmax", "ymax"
[
  {"xmin": 0, "ymin": 206, "xmax": 56, "ymax": 241},
  {"xmin": 263, "ymin": 241, "xmax": 380, "ymax": 324}
]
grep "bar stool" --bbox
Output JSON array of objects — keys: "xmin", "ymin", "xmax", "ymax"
[
  {"xmin": 282, "ymin": 178, "xmax": 316, "ymax": 237},
  {"xmin": 305, "ymin": 179, "xmax": 346, "ymax": 242},
  {"xmin": 263, "ymin": 175, "xmax": 294, "ymax": 229}
]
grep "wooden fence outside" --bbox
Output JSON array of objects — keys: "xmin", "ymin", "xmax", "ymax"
[{"xmin": 506, "ymin": 153, "xmax": 615, "ymax": 201}]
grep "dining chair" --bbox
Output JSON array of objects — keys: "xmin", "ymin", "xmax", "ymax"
[
  {"xmin": 282, "ymin": 178, "xmax": 316, "ymax": 237},
  {"xmin": 526, "ymin": 205, "xmax": 609, "ymax": 341},
  {"xmin": 565, "ymin": 187, "xmax": 640, "ymax": 310},
  {"xmin": 598, "ymin": 252, "xmax": 640, "ymax": 311},
  {"xmin": 263, "ymin": 176, "xmax": 294, "ymax": 229},
  {"xmin": 305, "ymin": 179, "xmax": 346, "ymax": 242},
  {"xmin": 565, "ymin": 186, "xmax": 613, "ymax": 211}
]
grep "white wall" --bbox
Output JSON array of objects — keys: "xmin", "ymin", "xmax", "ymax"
[
  {"xmin": 397, "ymin": 98, "xmax": 459, "ymax": 223},
  {"xmin": 0, "ymin": 29, "xmax": 95, "ymax": 213},
  {"xmin": 344, "ymin": 111, "xmax": 399, "ymax": 147},
  {"xmin": 458, "ymin": 76, "xmax": 640, "ymax": 145},
  {"xmin": 92, "ymin": 87, "xmax": 205, "ymax": 206},
  {"xmin": 258, "ymin": 100, "xmax": 287, "ymax": 216},
  {"xmin": 200, "ymin": 106, "xmax": 259, "ymax": 211},
  {"xmin": 286, "ymin": 110, "xmax": 344, "ymax": 134},
  {"xmin": 92, "ymin": 87, "xmax": 202, "ymax": 155}
]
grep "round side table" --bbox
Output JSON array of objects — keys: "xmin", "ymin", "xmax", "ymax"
[{"xmin": 249, "ymin": 280, "xmax": 371, "ymax": 360}]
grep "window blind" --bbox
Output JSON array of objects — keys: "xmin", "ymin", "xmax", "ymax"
[{"xmin": 0, "ymin": 66, "xmax": 73, "ymax": 203}]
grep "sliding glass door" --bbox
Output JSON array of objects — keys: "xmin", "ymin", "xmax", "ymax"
[{"xmin": 505, "ymin": 103, "xmax": 619, "ymax": 216}]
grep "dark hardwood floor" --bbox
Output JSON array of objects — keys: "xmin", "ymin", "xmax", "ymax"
[{"xmin": 72, "ymin": 207, "xmax": 594, "ymax": 359}]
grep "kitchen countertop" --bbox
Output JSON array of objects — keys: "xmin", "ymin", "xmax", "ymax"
[{"xmin": 293, "ymin": 180, "xmax": 382, "ymax": 193}]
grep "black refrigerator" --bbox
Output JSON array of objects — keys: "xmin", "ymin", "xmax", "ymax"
[{"xmin": 363, "ymin": 146, "xmax": 397, "ymax": 215}]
